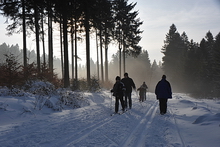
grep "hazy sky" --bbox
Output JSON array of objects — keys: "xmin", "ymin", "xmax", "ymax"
[
  {"xmin": 131, "ymin": 0, "xmax": 220, "ymax": 62},
  {"xmin": 0, "ymin": 0, "xmax": 220, "ymax": 64}
]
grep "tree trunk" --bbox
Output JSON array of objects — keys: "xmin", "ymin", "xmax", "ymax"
[
  {"xmin": 119, "ymin": 42, "xmax": 121, "ymax": 77},
  {"xmin": 34, "ymin": 4, "xmax": 40, "ymax": 73},
  {"xmin": 74, "ymin": 20, "xmax": 78, "ymax": 81},
  {"xmin": 99, "ymin": 30, "xmax": 104, "ymax": 83},
  {"xmin": 123, "ymin": 39, "xmax": 126, "ymax": 73},
  {"xmin": 105, "ymin": 46, "xmax": 108, "ymax": 82},
  {"xmin": 41, "ymin": 14, "xmax": 46, "ymax": 65},
  {"xmin": 22, "ymin": 0, "xmax": 27, "ymax": 67},
  {"xmin": 59, "ymin": 19, "xmax": 64, "ymax": 80},
  {"xmin": 71, "ymin": 19, "xmax": 74, "ymax": 80},
  {"xmin": 84, "ymin": 2, "xmax": 91, "ymax": 85},
  {"xmin": 104, "ymin": 28, "xmax": 108, "ymax": 82},
  {"xmin": 63, "ymin": 12, "xmax": 70, "ymax": 88},
  {"xmin": 96, "ymin": 29, "xmax": 99, "ymax": 80},
  {"xmin": 48, "ymin": 7, "xmax": 53, "ymax": 75}
]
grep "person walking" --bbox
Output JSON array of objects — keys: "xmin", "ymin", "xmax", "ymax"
[
  {"xmin": 111, "ymin": 76, "xmax": 126, "ymax": 114},
  {"xmin": 121, "ymin": 73, "xmax": 136, "ymax": 109},
  {"xmin": 137, "ymin": 82, "xmax": 148, "ymax": 102},
  {"xmin": 155, "ymin": 75, "xmax": 172, "ymax": 115}
]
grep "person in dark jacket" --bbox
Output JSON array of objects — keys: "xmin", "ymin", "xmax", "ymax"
[
  {"xmin": 137, "ymin": 82, "xmax": 148, "ymax": 102},
  {"xmin": 155, "ymin": 75, "xmax": 172, "ymax": 115},
  {"xmin": 111, "ymin": 76, "xmax": 126, "ymax": 113},
  {"xmin": 121, "ymin": 73, "xmax": 136, "ymax": 109}
]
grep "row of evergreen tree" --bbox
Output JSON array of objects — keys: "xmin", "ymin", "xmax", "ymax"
[
  {"xmin": 162, "ymin": 24, "xmax": 220, "ymax": 97},
  {"xmin": 0, "ymin": 0, "xmax": 143, "ymax": 88}
]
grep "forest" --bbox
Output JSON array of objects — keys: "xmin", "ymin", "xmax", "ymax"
[
  {"xmin": 162, "ymin": 24, "xmax": 220, "ymax": 97},
  {"xmin": 0, "ymin": 0, "xmax": 143, "ymax": 88},
  {"xmin": 0, "ymin": 0, "xmax": 220, "ymax": 97},
  {"xmin": 0, "ymin": 42, "xmax": 163, "ymax": 91}
]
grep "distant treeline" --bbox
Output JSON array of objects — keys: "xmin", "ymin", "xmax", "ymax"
[
  {"xmin": 0, "ymin": 42, "xmax": 92, "ymax": 79},
  {"xmin": 0, "ymin": 42, "xmax": 164, "ymax": 91}
]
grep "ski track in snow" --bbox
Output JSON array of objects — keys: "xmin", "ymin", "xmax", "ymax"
[
  {"xmin": 169, "ymin": 108, "xmax": 186, "ymax": 147},
  {"xmin": 62, "ymin": 93, "xmax": 187, "ymax": 147},
  {"xmin": 119, "ymin": 100, "xmax": 158, "ymax": 147},
  {"xmin": 1, "ymin": 91, "xmax": 220, "ymax": 147},
  {"xmin": 0, "ymin": 93, "xmax": 181, "ymax": 147},
  {"xmin": 58, "ymin": 113, "xmax": 117, "ymax": 146}
]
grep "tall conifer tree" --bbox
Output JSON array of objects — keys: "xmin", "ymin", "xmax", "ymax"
[{"xmin": 162, "ymin": 24, "xmax": 188, "ymax": 91}]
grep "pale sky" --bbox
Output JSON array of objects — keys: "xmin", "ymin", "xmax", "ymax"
[
  {"xmin": 131, "ymin": 0, "xmax": 220, "ymax": 63},
  {"xmin": 0, "ymin": 0, "xmax": 220, "ymax": 64}
]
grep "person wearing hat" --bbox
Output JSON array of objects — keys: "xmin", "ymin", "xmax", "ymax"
[
  {"xmin": 111, "ymin": 76, "xmax": 126, "ymax": 113},
  {"xmin": 155, "ymin": 75, "xmax": 172, "ymax": 115}
]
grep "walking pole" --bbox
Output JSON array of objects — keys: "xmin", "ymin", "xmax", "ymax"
[
  {"xmin": 145, "ymin": 89, "xmax": 148, "ymax": 101},
  {"xmin": 110, "ymin": 92, "xmax": 113, "ymax": 110}
]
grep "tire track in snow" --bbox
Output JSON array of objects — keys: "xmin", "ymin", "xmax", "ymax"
[{"xmin": 119, "ymin": 100, "xmax": 158, "ymax": 147}]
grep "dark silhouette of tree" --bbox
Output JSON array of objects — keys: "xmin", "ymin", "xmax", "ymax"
[
  {"xmin": 112, "ymin": 0, "xmax": 142, "ymax": 74},
  {"xmin": 47, "ymin": 0, "xmax": 53, "ymax": 77},
  {"xmin": 32, "ymin": 0, "xmax": 41, "ymax": 72},
  {"xmin": 162, "ymin": 24, "xmax": 188, "ymax": 91},
  {"xmin": 212, "ymin": 32, "xmax": 220, "ymax": 95},
  {"xmin": 0, "ymin": 0, "xmax": 28, "ymax": 68},
  {"xmin": 185, "ymin": 39, "xmax": 200, "ymax": 93},
  {"xmin": 103, "ymin": 1, "xmax": 114, "ymax": 83},
  {"xmin": 194, "ymin": 31, "xmax": 215, "ymax": 96},
  {"xmin": 205, "ymin": 31, "xmax": 215, "ymax": 94},
  {"xmin": 92, "ymin": 0, "xmax": 112, "ymax": 83},
  {"xmin": 0, "ymin": 53, "xmax": 22, "ymax": 88},
  {"xmin": 54, "ymin": 0, "xmax": 70, "ymax": 87},
  {"xmin": 22, "ymin": 0, "xmax": 27, "ymax": 68}
]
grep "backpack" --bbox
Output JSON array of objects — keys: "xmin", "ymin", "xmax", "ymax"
[{"xmin": 113, "ymin": 82, "xmax": 125, "ymax": 97}]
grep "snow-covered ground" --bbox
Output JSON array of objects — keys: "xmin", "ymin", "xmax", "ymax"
[{"xmin": 1, "ymin": 89, "xmax": 220, "ymax": 147}]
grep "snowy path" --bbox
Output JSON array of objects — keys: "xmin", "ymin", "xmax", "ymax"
[
  {"xmin": 1, "ymin": 91, "xmax": 220, "ymax": 147},
  {"xmin": 119, "ymin": 100, "xmax": 157, "ymax": 147}
]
